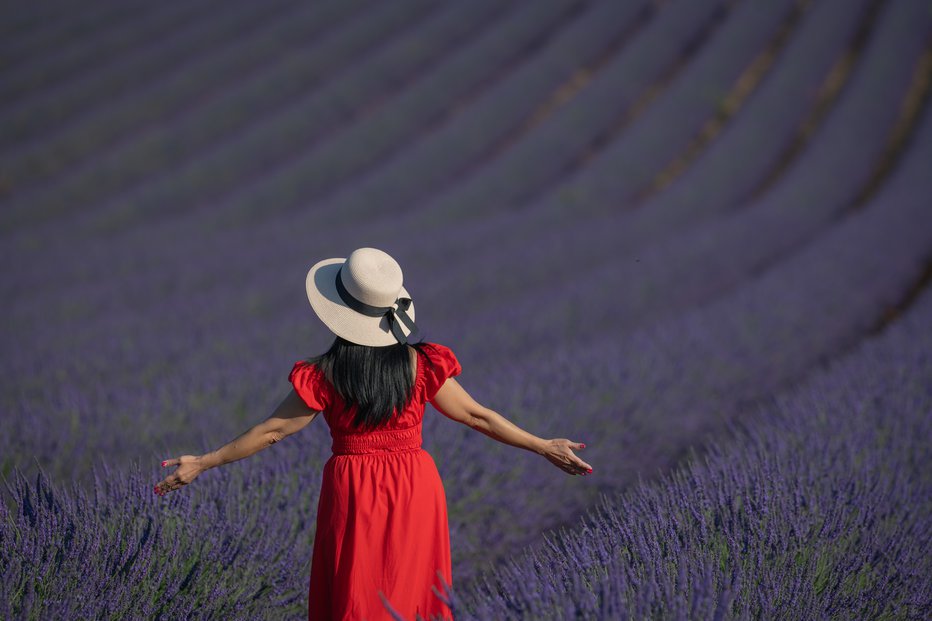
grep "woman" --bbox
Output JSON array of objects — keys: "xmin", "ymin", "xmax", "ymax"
[{"xmin": 154, "ymin": 247, "xmax": 593, "ymax": 620}]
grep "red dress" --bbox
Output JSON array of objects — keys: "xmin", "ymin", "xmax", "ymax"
[{"xmin": 288, "ymin": 342, "xmax": 461, "ymax": 621}]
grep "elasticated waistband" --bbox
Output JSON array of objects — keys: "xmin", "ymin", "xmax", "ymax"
[{"xmin": 331, "ymin": 425, "xmax": 422, "ymax": 455}]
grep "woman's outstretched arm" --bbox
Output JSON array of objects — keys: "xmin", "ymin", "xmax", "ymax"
[
  {"xmin": 155, "ymin": 390, "xmax": 320, "ymax": 496},
  {"xmin": 431, "ymin": 378, "xmax": 592, "ymax": 476},
  {"xmin": 199, "ymin": 391, "xmax": 320, "ymax": 468}
]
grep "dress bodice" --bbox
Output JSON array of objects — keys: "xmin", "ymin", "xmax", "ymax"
[{"xmin": 288, "ymin": 342, "xmax": 462, "ymax": 455}]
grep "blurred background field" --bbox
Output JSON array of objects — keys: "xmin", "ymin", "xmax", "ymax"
[{"xmin": 1, "ymin": 0, "xmax": 930, "ymax": 618}]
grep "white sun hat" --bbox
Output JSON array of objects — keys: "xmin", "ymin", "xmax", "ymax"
[{"xmin": 305, "ymin": 247, "xmax": 419, "ymax": 347}]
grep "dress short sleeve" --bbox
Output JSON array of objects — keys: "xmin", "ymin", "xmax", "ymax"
[
  {"xmin": 288, "ymin": 360, "xmax": 330, "ymax": 412},
  {"xmin": 422, "ymin": 343, "xmax": 462, "ymax": 403}
]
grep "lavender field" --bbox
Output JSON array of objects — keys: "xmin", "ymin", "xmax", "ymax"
[{"xmin": 2, "ymin": 0, "xmax": 930, "ymax": 619}]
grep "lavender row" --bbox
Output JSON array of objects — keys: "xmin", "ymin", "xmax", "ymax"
[
  {"xmin": 0, "ymin": 0, "xmax": 181, "ymax": 87},
  {"xmin": 392, "ymin": 0, "xmax": 738, "ymax": 229},
  {"xmin": 0, "ymin": 0, "xmax": 734, "ymax": 251},
  {"xmin": 9, "ymin": 4, "xmax": 816, "ymax": 302},
  {"xmin": 1, "ymin": 0, "xmax": 908, "ymax": 366},
  {"xmin": 0, "ymin": 0, "xmax": 221, "ymax": 111},
  {"xmin": 444, "ymin": 284, "xmax": 932, "ymax": 620},
  {"xmin": 398, "ymin": 0, "xmax": 926, "ymax": 335},
  {"xmin": 424, "ymin": 0, "xmax": 802, "ymax": 223},
  {"xmin": 0, "ymin": 0, "xmax": 568, "ymax": 236},
  {"xmin": 235, "ymin": 0, "xmax": 868, "ymax": 293},
  {"xmin": 106, "ymin": 0, "xmax": 586, "ymax": 232},
  {"xmin": 298, "ymin": 0, "xmax": 655, "ymax": 227},
  {"xmin": 533, "ymin": 0, "xmax": 803, "ymax": 217},
  {"xmin": 155, "ymin": 0, "xmax": 733, "ymax": 237},
  {"xmin": 0, "ymin": 0, "xmax": 157, "ymax": 68},
  {"xmin": 0, "ymin": 0, "xmax": 376, "ymax": 206},
  {"xmin": 455, "ymin": 0, "xmax": 931, "ymax": 359},
  {"xmin": 5, "ymin": 1, "xmax": 507, "ymax": 235},
  {"xmin": 211, "ymin": 0, "xmax": 889, "ymax": 304},
  {"xmin": 1, "ymin": 0, "xmax": 289, "ymax": 148},
  {"xmin": 1, "ymin": 4, "xmax": 502, "ymax": 221},
  {"xmin": 0, "ymin": 0, "xmax": 729, "ymax": 288},
  {"xmin": 392, "ymin": 0, "xmax": 881, "ymax": 286}
]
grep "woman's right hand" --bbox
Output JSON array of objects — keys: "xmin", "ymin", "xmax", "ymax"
[
  {"xmin": 154, "ymin": 454, "xmax": 207, "ymax": 496},
  {"xmin": 540, "ymin": 439, "xmax": 592, "ymax": 476}
]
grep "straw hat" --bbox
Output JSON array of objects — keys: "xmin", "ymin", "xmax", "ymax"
[{"xmin": 305, "ymin": 247, "xmax": 419, "ymax": 346}]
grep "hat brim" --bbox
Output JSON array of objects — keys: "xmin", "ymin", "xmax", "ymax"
[{"xmin": 305, "ymin": 258, "xmax": 416, "ymax": 347}]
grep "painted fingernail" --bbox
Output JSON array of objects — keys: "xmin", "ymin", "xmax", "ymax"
[
  {"xmin": 161, "ymin": 461, "xmax": 167, "ymax": 467},
  {"xmin": 588, "ymin": 468, "xmax": 593, "ymax": 473},
  {"xmin": 580, "ymin": 444, "xmax": 586, "ymax": 448}
]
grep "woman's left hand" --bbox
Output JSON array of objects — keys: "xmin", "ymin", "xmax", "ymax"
[
  {"xmin": 154, "ymin": 455, "xmax": 206, "ymax": 496},
  {"xmin": 540, "ymin": 439, "xmax": 592, "ymax": 476}
]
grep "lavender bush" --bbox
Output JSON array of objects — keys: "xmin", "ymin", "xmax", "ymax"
[{"xmin": 444, "ymin": 279, "xmax": 932, "ymax": 621}]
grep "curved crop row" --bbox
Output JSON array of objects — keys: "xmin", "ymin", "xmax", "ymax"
[
  {"xmin": 2, "ymin": 0, "xmax": 499, "ymax": 230},
  {"xmin": 308, "ymin": 0, "xmax": 656, "ymax": 226},
  {"xmin": 403, "ymin": 0, "xmax": 928, "ymax": 330},
  {"xmin": 170, "ymin": 0, "xmax": 587, "ymax": 225},
  {"xmin": 1, "ymin": 0, "xmax": 283, "ymax": 148},
  {"xmin": 455, "ymin": 7, "xmax": 931, "ymax": 357},
  {"xmin": 0, "ymin": 0, "xmax": 218, "ymax": 110},
  {"xmin": 0, "ymin": 0, "xmax": 376, "ymax": 209},
  {"xmin": 445, "ymin": 284, "xmax": 932, "ymax": 619},
  {"xmin": 392, "ymin": 0, "xmax": 880, "ymax": 280},
  {"xmin": 3, "ymin": 0, "xmax": 908, "ymax": 356}
]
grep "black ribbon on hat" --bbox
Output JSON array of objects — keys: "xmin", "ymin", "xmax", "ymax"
[{"xmin": 335, "ymin": 266, "xmax": 419, "ymax": 345}]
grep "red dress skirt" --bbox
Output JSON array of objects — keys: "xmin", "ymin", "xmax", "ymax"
[{"xmin": 289, "ymin": 342, "xmax": 461, "ymax": 621}]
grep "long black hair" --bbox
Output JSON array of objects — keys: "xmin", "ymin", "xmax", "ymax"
[{"xmin": 306, "ymin": 337, "xmax": 437, "ymax": 431}]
